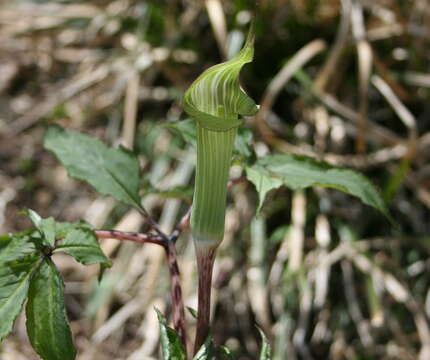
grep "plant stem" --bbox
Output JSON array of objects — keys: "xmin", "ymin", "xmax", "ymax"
[
  {"xmin": 165, "ymin": 240, "xmax": 188, "ymax": 354},
  {"xmin": 194, "ymin": 247, "xmax": 216, "ymax": 354},
  {"xmin": 191, "ymin": 126, "xmax": 236, "ymax": 247},
  {"xmin": 94, "ymin": 229, "xmax": 166, "ymax": 246},
  {"xmin": 95, "ymin": 229, "xmax": 188, "ymax": 353},
  {"xmin": 191, "ymin": 126, "xmax": 236, "ymax": 353}
]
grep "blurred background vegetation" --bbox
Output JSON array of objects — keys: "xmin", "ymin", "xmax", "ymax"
[{"xmin": 1, "ymin": 0, "xmax": 430, "ymax": 359}]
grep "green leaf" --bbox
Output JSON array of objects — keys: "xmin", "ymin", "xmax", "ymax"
[
  {"xmin": 234, "ymin": 126, "xmax": 253, "ymax": 158},
  {"xmin": 193, "ymin": 337, "xmax": 234, "ymax": 360},
  {"xmin": 44, "ymin": 125, "xmax": 142, "ymax": 208},
  {"xmin": 26, "ymin": 209, "xmax": 56, "ymax": 247},
  {"xmin": 186, "ymin": 306, "xmax": 198, "ymax": 319},
  {"xmin": 26, "ymin": 258, "xmax": 76, "ymax": 360},
  {"xmin": 163, "ymin": 119, "xmax": 197, "ymax": 147},
  {"xmin": 258, "ymin": 327, "xmax": 271, "ymax": 360},
  {"xmin": 193, "ymin": 337, "xmax": 215, "ymax": 360},
  {"xmin": 0, "ymin": 255, "xmax": 39, "ymax": 341},
  {"xmin": 183, "ymin": 23, "xmax": 258, "ymax": 131},
  {"xmin": 0, "ymin": 231, "xmax": 40, "ymax": 264},
  {"xmin": 54, "ymin": 229, "xmax": 111, "ymax": 267},
  {"xmin": 246, "ymin": 154, "xmax": 389, "ymax": 217},
  {"xmin": 155, "ymin": 308, "xmax": 186, "ymax": 360}
]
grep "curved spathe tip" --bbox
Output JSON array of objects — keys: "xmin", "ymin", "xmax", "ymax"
[{"xmin": 183, "ymin": 23, "xmax": 258, "ymax": 132}]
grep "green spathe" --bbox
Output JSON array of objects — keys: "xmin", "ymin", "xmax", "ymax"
[
  {"xmin": 184, "ymin": 25, "xmax": 258, "ymax": 248},
  {"xmin": 183, "ymin": 26, "xmax": 257, "ymax": 131}
]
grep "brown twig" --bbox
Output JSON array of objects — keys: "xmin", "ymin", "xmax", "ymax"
[
  {"xmin": 95, "ymin": 229, "xmax": 188, "ymax": 355},
  {"xmin": 136, "ymin": 207, "xmax": 169, "ymax": 240},
  {"xmin": 165, "ymin": 241, "xmax": 188, "ymax": 353},
  {"xmin": 94, "ymin": 229, "xmax": 166, "ymax": 247}
]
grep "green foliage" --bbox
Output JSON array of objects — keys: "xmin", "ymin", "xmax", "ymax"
[
  {"xmin": 0, "ymin": 210, "xmax": 110, "ymax": 360},
  {"xmin": 246, "ymin": 154, "xmax": 389, "ymax": 217},
  {"xmin": 44, "ymin": 125, "xmax": 142, "ymax": 208},
  {"xmin": 193, "ymin": 336, "xmax": 235, "ymax": 359},
  {"xmin": 155, "ymin": 309, "xmax": 186, "ymax": 360},
  {"xmin": 0, "ymin": 255, "xmax": 39, "ymax": 341},
  {"xmin": 26, "ymin": 258, "xmax": 76, "ymax": 360},
  {"xmin": 27, "ymin": 209, "xmax": 56, "ymax": 247},
  {"xmin": 193, "ymin": 337, "xmax": 216, "ymax": 360},
  {"xmin": 54, "ymin": 229, "xmax": 111, "ymax": 266},
  {"xmin": 0, "ymin": 232, "xmax": 39, "ymax": 264}
]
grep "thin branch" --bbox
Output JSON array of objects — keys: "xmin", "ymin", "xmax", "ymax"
[
  {"xmin": 165, "ymin": 241, "xmax": 188, "ymax": 354},
  {"xmin": 95, "ymin": 229, "xmax": 188, "ymax": 355},
  {"xmin": 136, "ymin": 207, "xmax": 169, "ymax": 240},
  {"xmin": 94, "ymin": 229, "xmax": 166, "ymax": 247}
]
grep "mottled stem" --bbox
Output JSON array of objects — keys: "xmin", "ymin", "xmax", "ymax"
[
  {"xmin": 94, "ymin": 230, "xmax": 166, "ymax": 246},
  {"xmin": 194, "ymin": 247, "xmax": 217, "ymax": 354},
  {"xmin": 95, "ymin": 229, "xmax": 188, "ymax": 354},
  {"xmin": 165, "ymin": 241, "xmax": 188, "ymax": 353}
]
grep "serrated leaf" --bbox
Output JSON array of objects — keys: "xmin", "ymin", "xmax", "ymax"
[
  {"xmin": 54, "ymin": 229, "xmax": 111, "ymax": 267},
  {"xmin": 0, "ymin": 231, "xmax": 40, "ymax": 264},
  {"xmin": 155, "ymin": 308, "xmax": 186, "ymax": 360},
  {"xmin": 27, "ymin": 209, "xmax": 56, "ymax": 247},
  {"xmin": 26, "ymin": 258, "xmax": 76, "ymax": 360},
  {"xmin": 54, "ymin": 220, "xmax": 92, "ymax": 238},
  {"xmin": 0, "ymin": 255, "xmax": 39, "ymax": 341},
  {"xmin": 246, "ymin": 154, "xmax": 389, "ymax": 218},
  {"xmin": 44, "ymin": 125, "xmax": 141, "ymax": 208}
]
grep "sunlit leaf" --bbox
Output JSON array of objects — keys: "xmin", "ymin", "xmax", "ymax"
[
  {"xmin": 44, "ymin": 125, "xmax": 141, "ymax": 208},
  {"xmin": 0, "ymin": 255, "xmax": 39, "ymax": 341},
  {"xmin": 54, "ymin": 229, "xmax": 111, "ymax": 267},
  {"xmin": 193, "ymin": 337, "xmax": 215, "ymax": 360},
  {"xmin": 155, "ymin": 308, "xmax": 186, "ymax": 360},
  {"xmin": 0, "ymin": 231, "xmax": 40, "ymax": 264},
  {"xmin": 26, "ymin": 258, "xmax": 76, "ymax": 360},
  {"xmin": 247, "ymin": 154, "xmax": 389, "ymax": 218},
  {"xmin": 26, "ymin": 209, "xmax": 56, "ymax": 247}
]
